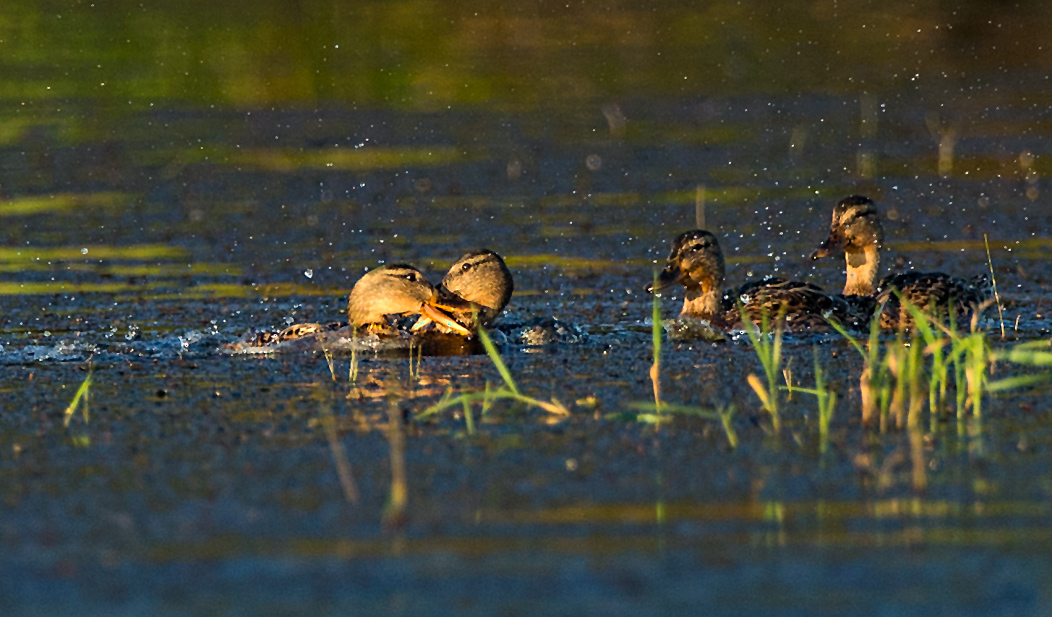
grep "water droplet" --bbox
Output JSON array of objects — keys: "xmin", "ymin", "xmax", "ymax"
[{"xmin": 304, "ymin": 269, "xmax": 313, "ymax": 279}]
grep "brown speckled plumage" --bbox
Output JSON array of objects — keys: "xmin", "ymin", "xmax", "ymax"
[
  {"xmin": 875, "ymin": 271, "xmax": 992, "ymax": 329},
  {"xmin": 811, "ymin": 195, "xmax": 993, "ymax": 328},
  {"xmin": 648, "ymin": 229, "xmax": 860, "ymax": 331}
]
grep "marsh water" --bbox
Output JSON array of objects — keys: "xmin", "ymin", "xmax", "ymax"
[{"xmin": 4, "ymin": 1, "xmax": 1052, "ymax": 614}]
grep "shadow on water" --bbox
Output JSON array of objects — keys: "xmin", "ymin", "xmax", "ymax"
[{"xmin": 3, "ymin": 0, "xmax": 1052, "ymax": 614}]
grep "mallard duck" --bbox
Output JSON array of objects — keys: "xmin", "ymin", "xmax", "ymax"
[
  {"xmin": 810, "ymin": 195, "xmax": 992, "ymax": 328},
  {"xmin": 271, "ymin": 263, "xmax": 471, "ymax": 342},
  {"xmin": 647, "ymin": 229, "xmax": 856, "ymax": 330},
  {"xmin": 411, "ymin": 249, "xmax": 514, "ymax": 335},
  {"xmin": 346, "ymin": 264, "xmax": 472, "ymax": 336}
]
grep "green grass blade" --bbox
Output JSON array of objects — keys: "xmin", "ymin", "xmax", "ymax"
[
  {"xmin": 477, "ymin": 325, "xmax": 520, "ymax": 396},
  {"xmin": 987, "ymin": 374, "xmax": 1052, "ymax": 392},
  {"xmin": 461, "ymin": 398, "xmax": 475, "ymax": 435},
  {"xmin": 626, "ymin": 401, "xmax": 721, "ymax": 419},
  {"xmin": 826, "ymin": 316, "xmax": 867, "ymax": 359},
  {"xmin": 63, "ymin": 369, "xmax": 93, "ymax": 428}
]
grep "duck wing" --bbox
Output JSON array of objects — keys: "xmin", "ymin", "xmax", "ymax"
[
  {"xmin": 725, "ymin": 277, "xmax": 856, "ymax": 331},
  {"xmin": 876, "ymin": 271, "xmax": 993, "ymax": 328}
]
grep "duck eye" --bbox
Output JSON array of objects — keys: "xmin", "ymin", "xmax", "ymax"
[
  {"xmin": 461, "ymin": 262, "xmax": 473, "ymax": 272},
  {"xmin": 404, "ymin": 273, "xmax": 416, "ymax": 281}
]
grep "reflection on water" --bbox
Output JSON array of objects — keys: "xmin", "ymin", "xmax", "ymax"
[{"xmin": 3, "ymin": 0, "xmax": 1052, "ymax": 614}]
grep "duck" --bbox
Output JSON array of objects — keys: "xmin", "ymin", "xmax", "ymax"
[
  {"xmin": 647, "ymin": 229, "xmax": 857, "ymax": 331},
  {"xmin": 347, "ymin": 263, "xmax": 472, "ymax": 336},
  {"xmin": 411, "ymin": 249, "xmax": 514, "ymax": 335},
  {"xmin": 810, "ymin": 195, "xmax": 992, "ymax": 329},
  {"xmin": 269, "ymin": 263, "xmax": 471, "ymax": 343}
]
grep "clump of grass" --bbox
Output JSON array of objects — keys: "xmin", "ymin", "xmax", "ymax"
[
  {"xmin": 827, "ymin": 307, "xmax": 885, "ymax": 426},
  {"xmin": 824, "ymin": 292, "xmax": 1052, "ymax": 433},
  {"xmin": 741, "ymin": 306, "xmax": 786, "ymax": 433}
]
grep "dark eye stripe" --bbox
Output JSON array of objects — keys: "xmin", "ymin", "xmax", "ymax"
[{"xmin": 841, "ymin": 207, "xmax": 876, "ymax": 224}]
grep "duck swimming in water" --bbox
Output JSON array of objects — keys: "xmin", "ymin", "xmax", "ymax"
[
  {"xmin": 269, "ymin": 263, "xmax": 471, "ymax": 343},
  {"xmin": 271, "ymin": 250, "xmax": 514, "ymax": 345},
  {"xmin": 810, "ymin": 195, "xmax": 992, "ymax": 328},
  {"xmin": 647, "ymin": 229, "xmax": 857, "ymax": 330},
  {"xmin": 347, "ymin": 263, "xmax": 472, "ymax": 335}
]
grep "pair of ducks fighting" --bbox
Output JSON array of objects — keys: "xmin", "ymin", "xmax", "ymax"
[
  {"xmin": 271, "ymin": 249, "xmax": 515, "ymax": 344},
  {"xmin": 648, "ymin": 195, "xmax": 992, "ymax": 332},
  {"xmin": 277, "ymin": 195, "xmax": 990, "ymax": 345}
]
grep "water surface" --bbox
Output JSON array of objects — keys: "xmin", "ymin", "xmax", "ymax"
[{"xmin": 3, "ymin": 1, "xmax": 1052, "ymax": 614}]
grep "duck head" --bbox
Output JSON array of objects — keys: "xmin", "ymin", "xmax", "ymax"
[
  {"xmin": 347, "ymin": 264, "xmax": 470, "ymax": 335},
  {"xmin": 439, "ymin": 249, "xmax": 514, "ymax": 322},
  {"xmin": 646, "ymin": 229, "xmax": 725, "ymax": 296},
  {"xmin": 810, "ymin": 195, "xmax": 884, "ymax": 259},
  {"xmin": 411, "ymin": 249, "xmax": 514, "ymax": 335},
  {"xmin": 810, "ymin": 195, "xmax": 884, "ymax": 296}
]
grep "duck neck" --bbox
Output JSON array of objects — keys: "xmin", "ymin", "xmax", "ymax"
[
  {"xmin": 680, "ymin": 283, "xmax": 723, "ymax": 320},
  {"xmin": 843, "ymin": 245, "xmax": 880, "ymax": 296}
]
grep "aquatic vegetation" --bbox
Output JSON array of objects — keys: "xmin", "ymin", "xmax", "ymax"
[
  {"xmin": 984, "ymin": 234, "xmax": 1006, "ymax": 338},
  {"xmin": 415, "ymin": 325, "xmax": 570, "ymax": 426},
  {"xmin": 650, "ymin": 281, "xmax": 663, "ymax": 413},
  {"xmin": 742, "ymin": 306, "xmax": 786, "ymax": 433},
  {"xmin": 620, "ymin": 402, "xmax": 740, "ymax": 448},
  {"xmin": 62, "ymin": 364, "xmax": 93, "ymax": 428},
  {"xmin": 821, "ymin": 295, "xmax": 1052, "ymax": 431},
  {"xmin": 782, "ymin": 348, "xmax": 837, "ymax": 454},
  {"xmin": 617, "ymin": 283, "xmax": 739, "ymax": 448}
]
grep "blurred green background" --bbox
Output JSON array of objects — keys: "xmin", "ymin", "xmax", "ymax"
[{"xmin": 3, "ymin": 0, "xmax": 1050, "ymax": 112}]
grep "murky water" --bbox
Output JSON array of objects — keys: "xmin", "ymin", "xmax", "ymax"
[{"xmin": 3, "ymin": 1, "xmax": 1052, "ymax": 614}]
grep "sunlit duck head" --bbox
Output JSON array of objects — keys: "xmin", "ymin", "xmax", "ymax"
[
  {"xmin": 411, "ymin": 249, "xmax": 514, "ymax": 335},
  {"xmin": 645, "ymin": 229, "xmax": 726, "ymax": 320},
  {"xmin": 348, "ymin": 264, "xmax": 470, "ymax": 336},
  {"xmin": 810, "ymin": 195, "xmax": 884, "ymax": 296}
]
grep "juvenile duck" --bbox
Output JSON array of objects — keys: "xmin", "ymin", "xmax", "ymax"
[
  {"xmin": 810, "ymin": 195, "xmax": 992, "ymax": 328},
  {"xmin": 411, "ymin": 249, "xmax": 514, "ymax": 335},
  {"xmin": 647, "ymin": 229, "xmax": 855, "ymax": 330}
]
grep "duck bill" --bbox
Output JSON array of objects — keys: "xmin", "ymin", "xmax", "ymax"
[
  {"xmin": 418, "ymin": 303, "xmax": 472, "ymax": 336},
  {"xmin": 645, "ymin": 264, "xmax": 684, "ymax": 294},
  {"xmin": 810, "ymin": 232, "xmax": 845, "ymax": 261},
  {"xmin": 430, "ymin": 287, "xmax": 475, "ymax": 313}
]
